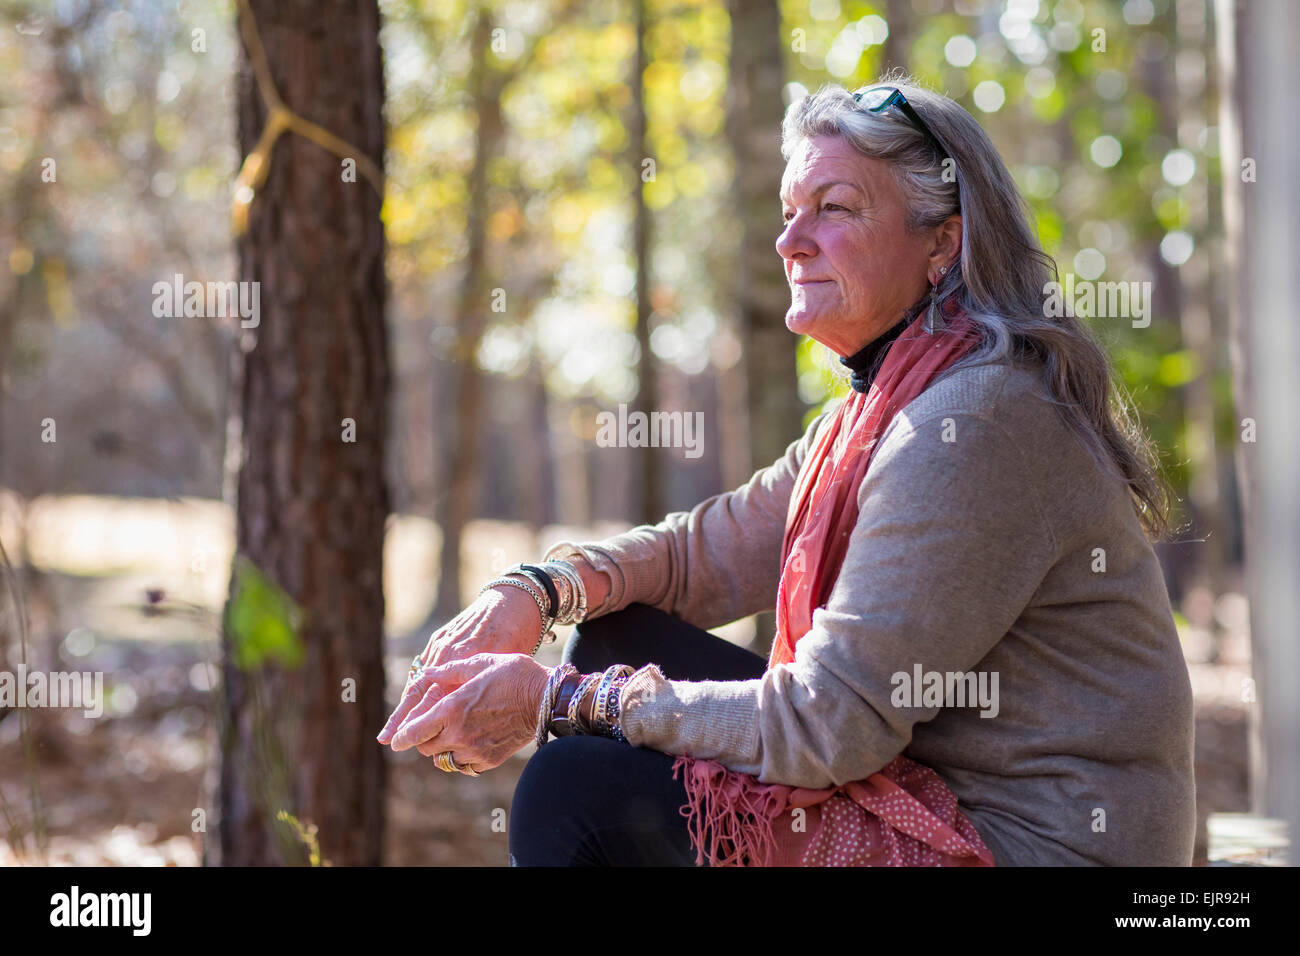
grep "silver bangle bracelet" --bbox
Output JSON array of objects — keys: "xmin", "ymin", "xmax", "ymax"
[
  {"xmin": 544, "ymin": 564, "xmax": 576, "ymax": 622},
  {"xmin": 542, "ymin": 559, "xmax": 588, "ymax": 624},
  {"xmin": 478, "ymin": 576, "xmax": 555, "ymax": 654},
  {"xmin": 568, "ymin": 673, "xmax": 601, "ymax": 734},
  {"xmin": 592, "ymin": 664, "xmax": 619, "ymax": 731},
  {"xmin": 539, "ymin": 547, "xmax": 595, "ymax": 622},
  {"xmin": 535, "ymin": 663, "xmax": 575, "ymax": 750}
]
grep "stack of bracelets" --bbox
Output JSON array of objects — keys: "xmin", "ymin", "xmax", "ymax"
[
  {"xmin": 474, "ymin": 560, "xmax": 633, "ymax": 746},
  {"xmin": 534, "ymin": 662, "xmax": 634, "ymax": 748},
  {"xmin": 476, "ymin": 560, "xmax": 590, "ymax": 656}
]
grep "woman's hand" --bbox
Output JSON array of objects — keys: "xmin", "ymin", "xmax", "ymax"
[
  {"xmin": 417, "ymin": 582, "xmax": 547, "ymax": 670},
  {"xmin": 377, "ymin": 653, "xmax": 550, "ymax": 774},
  {"xmin": 375, "ymin": 584, "xmax": 545, "ymax": 748}
]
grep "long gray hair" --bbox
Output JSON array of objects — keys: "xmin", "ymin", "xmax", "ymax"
[{"xmin": 781, "ymin": 75, "xmax": 1173, "ymax": 539}]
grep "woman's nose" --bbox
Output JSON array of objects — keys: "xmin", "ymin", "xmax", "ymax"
[{"xmin": 775, "ymin": 214, "xmax": 815, "ymax": 262}]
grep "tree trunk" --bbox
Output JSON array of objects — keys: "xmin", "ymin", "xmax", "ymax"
[
  {"xmin": 1218, "ymin": 0, "xmax": 1300, "ymax": 848},
  {"xmin": 881, "ymin": 0, "xmax": 914, "ymax": 75},
  {"xmin": 726, "ymin": 0, "xmax": 800, "ymax": 473},
  {"xmin": 216, "ymin": 0, "xmax": 390, "ymax": 866},
  {"xmin": 726, "ymin": 0, "xmax": 797, "ymax": 652},
  {"xmin": 434, "ymin": 8, "xmax": 504, "ymax": 621},
  {"xmin": 1174, "ymin": 0, "xmax": 1230, "ymax": 620},
  {"xmin": 630, "ymin": 0, "xmax": 662, "ymax": 526}
]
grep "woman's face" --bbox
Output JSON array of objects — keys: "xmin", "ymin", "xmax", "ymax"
[{"xmin": 777, "ymin": 134, "xmax": 944, "ymax": 356}]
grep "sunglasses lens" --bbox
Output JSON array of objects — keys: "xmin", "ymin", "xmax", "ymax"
[{"xmin": 855, "ymin": 87, "xmax": 892, "ymax": 110}]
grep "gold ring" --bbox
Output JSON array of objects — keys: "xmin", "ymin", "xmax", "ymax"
[{"xmin": 434, "ymin": 751, "xmax": 479, "ymax": 776}]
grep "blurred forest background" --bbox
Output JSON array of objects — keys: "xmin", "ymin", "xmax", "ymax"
[{"xmin": 0, "ymin": 0, "xmax": 1276, "ymax": 866}]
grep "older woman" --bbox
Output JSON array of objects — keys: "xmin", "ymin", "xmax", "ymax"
[{"xmin": 377, "ymin": 78, "xmax": 1196, "ymax": 867}]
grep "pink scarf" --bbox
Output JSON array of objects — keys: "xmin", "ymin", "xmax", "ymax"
[{"xmin": 672, "ymin": 305, "xmax": 996, "ymax": 867}]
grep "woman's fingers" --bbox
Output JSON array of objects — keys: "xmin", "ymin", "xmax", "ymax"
[
  {"xmin": 418, "ymin": 739, "xmax": 491, "ymax": 777},
  {"xmin": 392, "ymin": 691, "xmax": 456, "ymax": 752},
  {"xmin": 376, "ymin": 665, "xmax": 442, "ymax": 744},
  {"xmin": 386, "ymin": 656, "xmax": 491, "ymax": 750},
  {"xmin": 396, "ymin": 654, "xmax": 543, "ymax": 775},
  {"xmin": 416, "ymin": 732, "xmax": 453, "ymax": 758},
  {"xmin": 391, "ymin": 671, "xmax": 460, "ymax": 739}
]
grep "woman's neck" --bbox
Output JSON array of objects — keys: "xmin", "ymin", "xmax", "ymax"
[{"xmin": 838, "ymin": 312, "xmax": 914, "ymax": 393}]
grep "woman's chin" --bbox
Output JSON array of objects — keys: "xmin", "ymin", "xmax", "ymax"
[{"xmin": 785, "ymin": 310, "xmax": 822, "ymax": 338}]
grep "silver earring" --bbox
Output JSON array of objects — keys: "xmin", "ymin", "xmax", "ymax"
[{"xmin": 925, "ymin": 266, "xmax": 949, "ymax": 335}]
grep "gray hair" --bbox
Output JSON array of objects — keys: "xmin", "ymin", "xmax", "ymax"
[{"xmin": 781, "ymin": 74, "xmax": 1173, "ymax": 539}]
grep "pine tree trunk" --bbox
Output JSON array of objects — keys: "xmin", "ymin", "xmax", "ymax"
[
  {"xmin": 726, "ymin": 0, "xmax": 800, "ymax": 472},
  {"xmin": 216, "ymin": 0, "xmax": 390, "ymax": 866},
  {"xmin": 630, "ymin": 0, "xmax": 662, "ymax": 526},
  {"xmin": 726, "ymin": 0, "xmax": 798, "ymax": 652},
  {"xmin": 1221, "ymin": 0, "xmax": 1300, "ymax": 847},
  {"xmin": 433, "ymin": 8, "xmax": 502, "ymax": 623}
]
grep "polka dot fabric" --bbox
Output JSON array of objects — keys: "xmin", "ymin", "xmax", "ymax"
[{"xmin": 672, "ymin": 753, "xmax": 994, "ymax": 868}]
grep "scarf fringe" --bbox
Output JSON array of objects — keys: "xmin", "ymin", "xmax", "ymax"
[
  {"xmin": 673, "ymin": 753, "xmax": 996, "ymax": 867},
  {"xmin": 672, "ymin": 755, "xmax": 790, "ymax": 867}
]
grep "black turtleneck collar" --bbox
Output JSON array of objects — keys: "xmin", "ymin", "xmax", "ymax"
[{"xmin": 839, "ymin": 313, "xmax": 913, "ymax": 393}]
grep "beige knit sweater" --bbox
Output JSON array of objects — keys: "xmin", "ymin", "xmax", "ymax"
[{"xmin": 544, "ymin": 360, "xmax": 1197, "ymax": 866}]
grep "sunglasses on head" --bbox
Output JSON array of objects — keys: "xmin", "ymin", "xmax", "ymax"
[{"xmin": 853, "ymin": 86, "xmax": 950, "ymax": 163}]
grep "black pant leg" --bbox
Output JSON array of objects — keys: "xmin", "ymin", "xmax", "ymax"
[
  {"xmin": 510, "ymin": 603, "xmax": 766, "ymax": 866},
  {"xmin": 562, "ymin": 602, "xmax": 767, "ymax": 680},
  {"xmin": 508, "ymin": 735, "xmax": 699, "ymax": 866}
]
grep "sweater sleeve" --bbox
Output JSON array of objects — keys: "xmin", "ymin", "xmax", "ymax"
[
  {"xmin": 618, "ymin": 409, "xmax": 1060, "ymax": 787},
  {"xmin": 541, "ymin": 409, "xmax": 833, "ymax": 631}
]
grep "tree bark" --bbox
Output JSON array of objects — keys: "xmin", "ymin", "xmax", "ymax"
[
  {"xmin": 1218, "ymin": 0, "xmax": 1300, "ymax": 848},
  {"xmin": 216, "ymin": 0, "xmax": 390, "ymax": 866},
  {"xmin": 433, "ymin": 8, "xmax": 503, "ymax": 621},
  {"xmin": 630, "ymin": 0, "xmax": 662, "ymax": 525},
  {"xmin": 726, "ymin": 0, "xmax": 800, "ymax": 474},
  {"xmin": 726, "ymin": 0, "xmax": 798, "ymax": 653},
  {"xmin": 1174, "ymin": 0, "xmax": 1230, "ymax": 615},
  {"xmin": 881, "ymin": 0, "xmax": 914, "ymax": 75}
]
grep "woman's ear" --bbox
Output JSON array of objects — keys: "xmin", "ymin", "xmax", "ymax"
[{"xmin": 928, "ymin": 215, "xmax": 962, "ymax": 277}]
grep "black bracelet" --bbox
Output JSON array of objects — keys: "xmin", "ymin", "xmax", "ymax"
[
  {"xmin": 519, "ymin": 563, "xmax": 560, "ymax": 618},
  {"xmin": 548, "ymin": 670, "xmax": 585, "ymax": 737}
]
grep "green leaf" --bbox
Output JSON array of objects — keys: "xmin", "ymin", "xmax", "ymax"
[{"xmin": 226, "ymin": 556, "xmax": 305, "ymax": 671}]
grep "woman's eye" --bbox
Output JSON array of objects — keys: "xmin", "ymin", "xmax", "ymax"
[{"xmin": 823, "ymin": 203, "xmax": 846, "ymax": 212}]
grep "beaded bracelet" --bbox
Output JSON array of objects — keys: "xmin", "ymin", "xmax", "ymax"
[
  {"xmin": 539, "ymin": 665, "xmax": 633, "ymax": 743},
  {"xmin": 599, "ymin": 668, "xmax": 633, "ymax": 740},
  {"xmin": 592, "ymin": 664, "xmax": 632, "ymax": 733},
  {"xmin": 606, "ymin": 675, "xmax": 630, "ymax": 743}
]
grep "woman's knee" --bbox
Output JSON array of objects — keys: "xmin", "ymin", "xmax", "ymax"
[
  {"xmin": 562, "ymin": 603, "xmax": 677, "ymax": 672},
  {"xmin": 507, "ymin": 735, "xmax": 694, "ymax": 866},
  {"xmin": 508, "ymin": 736, "xmax": 609, "ymax": 865}
]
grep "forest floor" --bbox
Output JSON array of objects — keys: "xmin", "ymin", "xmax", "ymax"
[{"xmin": 0, "ymin": 494, "xmax": 1254, "ymax": 866}]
